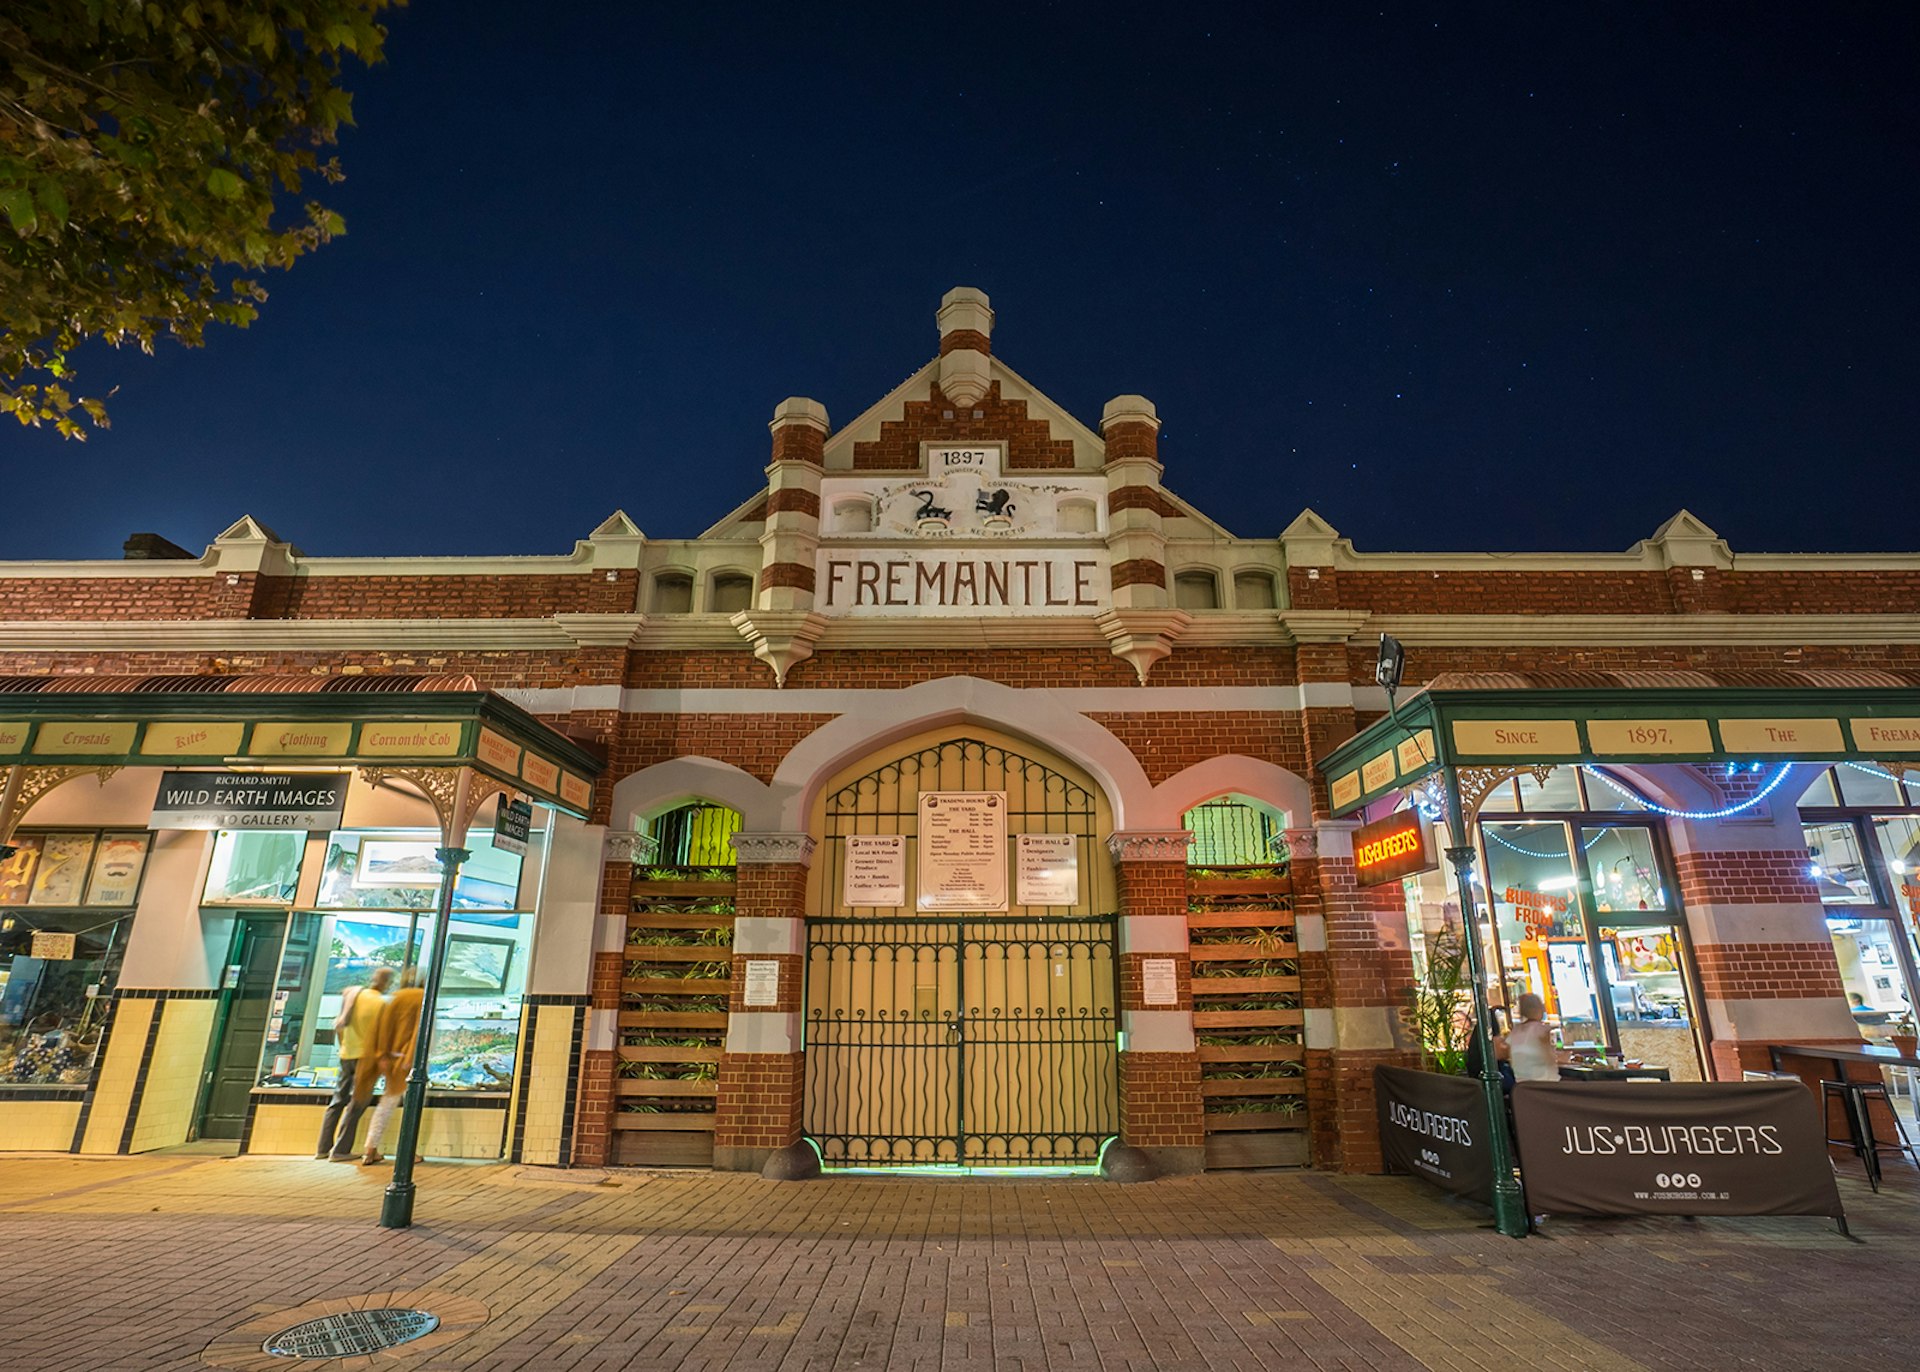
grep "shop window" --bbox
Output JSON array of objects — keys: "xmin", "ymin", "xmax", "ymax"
[
  {"xmin": 709, "ymin": 572, "xmax": 754, "ymax": 615},
  {"xmin": 1173, "ymin": 571, "xmax": 1219, "ymax": 611},
  {"xmin": 1804, "ymin": 821, "xmax": 1874, "ymax": 904},
  {"xmin": 1836, "ymin": 762, "xmax": 1905, "ymax": 809},
  {"xmin": 1057, "ymin": 498, "xmax": 1098, "ymax": 534},
  {"xmin": 1, "ymin": 830, "xmax": 151, "ymax": 1086},
  {"xmin": 1583, "ymin": 827, "xmax": 1668, "ymax": 913},
  {"xmin": 1514, "ymin": 766, "xmax": 1584, "ymax": 813},
  {"xmin": 1796, "ymin": 766, "xmax": 1839, "ymax": 808},
  {"xmin": 1595, "ymin": 922, "xmax": 1699, "ymax": 1078},
  {"xmin": 255, "ymin": 828, "xmax": 535, "ymax": 1093},
  {"xmin": 651, "ymin": 573, "xmax": 693, "ymax": 614},
  {"xmin": 203, "ymin": 830, "xmax": 305, "ymax": 904},
  {"xmin": 1481, "ymin": 821, "xmax": 1602, "ymax": 1048},
  {"xmin": 1871, "ymin": 815, "xmax": 1920, "ymax": 911},
  {"xmin": 1827, "ymin": 916, "xmax": 1916, "ymax": 1036},
  {"xmin": 1232, "ymin": 571, "xmax": 1277, "ymax": 610}
]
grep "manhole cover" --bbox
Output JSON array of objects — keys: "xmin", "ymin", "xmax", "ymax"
[{"xmin": 263, "ymin": 1308, "xmax": 440, "ymax": 1358}]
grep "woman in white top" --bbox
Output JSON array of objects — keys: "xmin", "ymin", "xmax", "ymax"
[{"xmin": 1506, "ymin": 992, "xmax": 1562, "ymax": 1082}]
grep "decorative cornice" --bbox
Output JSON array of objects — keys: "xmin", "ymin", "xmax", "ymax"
[
  {"xmin": 555, "ymin": 613, "xmax": 646, "ymax": 648},
  {"xmin": 1106, "ymin": 830, "xmax": 1193, "ymax": 863},
  {"xmin": 1358, "ymin": 613, "xmax": 1920, "ymax": 647},
  {"xmin": 604, "ymin": 831, "xmax": 659, "ymax": 864},
  {"xmin": 1093, "ymin": 609, "xmax": 1191, "ymax": 685},
  {"xmin": 730, "ymin": 609, "xmax": 829, "ymax": 687},
  {"xmin": 1278, "ymin": 610, "xmax": 1373, "ymax": 644},
  {"xmin": 730, "ymin": 832, "xmax": 818, "ymax": 867},
  {"xmin": 1278, "ymin": 828, "xmax": 1319, "ymax": 861}
]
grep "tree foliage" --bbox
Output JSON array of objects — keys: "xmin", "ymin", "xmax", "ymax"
[{"xmin": 0, "ymin": 1, "xmax": 397, "ymax": 437}]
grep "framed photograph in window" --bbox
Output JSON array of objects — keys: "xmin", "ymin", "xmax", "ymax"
[
  {"xmin": 0, "ymin": 836, "xmax": 41, "ymax": 907},
  {"xmin": 86, "ymin": 834, "xmax": 151, "ymax": 907},
  {"xmin": 28, "ymin": 833, "xmax": 97, "ymax": 906},
  {"xmin": 440, "ymin": 934, "xmax": 515, "ymax": 995},
  {"xmin": 353, "ymin": 840, "xmax": 444, "ymax": 889}
]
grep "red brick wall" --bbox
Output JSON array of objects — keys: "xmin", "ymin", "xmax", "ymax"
[
  {"xmin": 1101, "ymin": 423, "xmax": 1158, "ymax": 465},
  {"xmin": 1693, "ymin": 941, "xmax": 1848, "ymax": 1002},
  {"xmin": 850, "ymin": 381, "xmax": 1075, "ymax": 471},
  {"xmin": 573, "ymin": 1047, "xmax": 615, "ymax": 1166},
  {"xmin": 734, "ymin": 861, "xmax": 810, "ymax": 917},
  {"xmin": 1117, "ymin": 1050, "xmax": 1203, "ymax": 1149},
  {"xmin": 1119, "ymin": 952, "xmax": 1192, "ymax": 1010},
  {"xmin": 606, "ymin": 714, "xmax": 834, "ymax": 787},
  {"xmin": 939, "ymin": 329, "xmax": 991, "ymax": 356},
  {"xmin": 713, "ymin": 1052, "xmax": 804, "ymax": 1150},
  {"xmin": 727, "ymin": 953, "xmax": 803, "ymax": 1012},
  {"xmin": 1088, "ymin": 711, "xmax": 1308, "ymax": 784},
  {"xmin": 258, "ymin": 572, "xmax": 638, "ymax": 619},
  {"xmin": 1673, "ymin": 849, "xmax": 1819, "ymax": 907}
]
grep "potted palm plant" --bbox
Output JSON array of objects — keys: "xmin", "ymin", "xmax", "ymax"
[{"xmin": 1889, "ymin": 1012, "xmax": 1918, "ymax": 1057}]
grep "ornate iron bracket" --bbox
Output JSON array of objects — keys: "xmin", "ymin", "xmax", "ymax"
[
  {"xmin": 357, "ymin": 764, "xmax": 514, "ymax": 849},
  {"xmin": 0, "ymin": 764, "xmax": 124, "ymax": 852},
  {"xmin": 1454, "ymin": 764, "xmax": 1557, "ymax": 822}
]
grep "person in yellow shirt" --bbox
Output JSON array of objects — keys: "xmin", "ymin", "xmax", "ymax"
[{"xmin": 318, "ymin": 966, "xmax": 394, "ymax": 1161}]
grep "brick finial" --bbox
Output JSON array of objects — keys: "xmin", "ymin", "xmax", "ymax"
[
  {"xmin": 936, "ymin": 287, "xmax": 993, "ymax": 407},
  {"xmin": 768, "ymin": 397, "xmax": 828, "ymax": 466},
  {"xmin": 1101, "ymin": 395, "xmax": 1161, "ymax": 464}
]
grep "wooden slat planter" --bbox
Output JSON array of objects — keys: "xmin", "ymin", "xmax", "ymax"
[
  {"xmin": 1189, "ymin": 867, "xmax": 1305, "ymax": 1169},
  {"xmin": 618, "ymin": 867, "xmax": 735, "ymax": 1167},
  {"xmin": 1196, "ymin": 1043, "xmax": 1305, "ymax": 1064}
]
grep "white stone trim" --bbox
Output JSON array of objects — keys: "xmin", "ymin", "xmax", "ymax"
[
  {"xmin": 1332, "ymin": 1005, "xmax": 1398, "ymax": 1051},
  {"xmin": 1118, "ymin": 915, "xmax": 1190, "ymax": 954},
  {"xmin": 1303, "ymin": 1007, "xmax": 1333, "ymax": 1050},
  {"xmin": 726, "ymin": 1011, "xmax": 799, "ymax": 1055},
  {"xmin": 501, "ymin": 683, "xmax": 1364, "ymax": 716},
  {"xmin": 1107, "ymin": 831, "xmax": 1194, "ymax": 863},
  {"xmin": 729, "ymin": 832, "xmax": 818, "ymax": 866},
  {"xmin": 586, "ymin": 1006, "xmax": 616, "ymax": 1053},
  {"xmin": 1295, "ymin": 913, "xmax": 1327, "ymax": 953},
  {"xmin": 1703, "ymin": 996, "xmax": 1857, "ymax": 1041},
  {"xmin": 1122, "ymin": 1009, "xmax": 1196, "ymax": 1053},
  {"xmin": 1313, "ymin": 820, "xmax": 1360, "ymax": 859},
  {"xmin": 732, "ymin": 917, "xmax": 805, "ymax": 955},
  {"xmin": 1363, "ymin": 613, "xmax": 1920, "ymax": 647}
]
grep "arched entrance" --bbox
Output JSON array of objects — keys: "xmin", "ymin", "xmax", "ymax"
[{"xmin": 803, "ymin": 730, "xmax": 1119, "ymax": 1168}]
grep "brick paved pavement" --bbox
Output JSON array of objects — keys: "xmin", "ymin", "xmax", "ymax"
[{"xmin": 0, "ymin": 1153, "xmax": 1914, "ymax": 1371}]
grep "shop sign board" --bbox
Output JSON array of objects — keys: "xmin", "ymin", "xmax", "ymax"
[
  {"xmin": 1716, "ymin": 717, "xmax": 1844, "ymax": 754},
  {"xmin": 1585, "ymin": 718, "xmax": 1713, "ymax": 756},
  {"xmin": 1375, "ymin": 1066, "xmax": 1495, "ymax": 1206},
  {"xmin": 491, "ymin": 797, "xmax": 533, "ymax": 857},
  {"xmin": 1850, "ymin": 717, "xmax": 1920, "ymax": 752},
  {"xmin": 916, "ymin": 791, "xmax": 1007, "ymax": 911},
  {"xmin": 520, "ymin": 752, "xmax": 560, "ymax": 792},
  {"xmin": 1395, "ymin": 730, "xmax": 1435, "ymax": 774},
  {"xmin": 1511, "ymin": 1080, "xmax": 1845, "ymax": 1220},
  {"xmin": 139, "ymin": 722, "xmax": 248, "ymax": 757},
  {"xmin": 1015, "ymin": 834, "xmax": 1079, "ymax": 906},
  {"xmin": 356, "ymin": 721, "xmax": 464, "ymax": 757},
  {"xmin": 476, "ymin": 728, "xmax": 522, "ymax": 772},
  {"xmin": 149, "ymin": 771, "xmax": 348, "ymax": 832},
  {"xmin": 32, "ymin": 721, "xmax": 139, "ymax": 756},
  {"xmin": 1451, "ymin": 719, "xmax": 1582, "ymax": 757},
  {"xmin": 843, "ymin": 834, "xmax": 907, "ymax": 908},
  {"xmin": 1360, "ymin": 750, "xmax": 1396, "ymax": 793},
  {"xmin": 816, "ymin": 548, "xmax": 1108, "ymax": 616},
  {"xmin": 1329, "ymin": 771, "xmax": 1363, "ymax": 811},
  {"xmin": 0, "ymin": 721, "xmax": 28, "ymax": 755},
  {"xmin": 1352, "ymin": 812, "xmax": 1434, "ymax": 888}
]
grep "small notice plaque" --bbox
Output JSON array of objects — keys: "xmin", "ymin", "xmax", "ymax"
[
  {"xmin": 743, "ymin": 959, "xmax": 781, "ymax": 1007},
  {"xmin": 1015, "ymin": 834, "xmax": 1079, "ymax": 906},
  {"xmin": 29, "ymin": 931, "xmax": 76, "ymax": 960},
  {"xmin": 1141, "ymin": 957, "xmax": 1179, "ymax": 1006},
  {"xmin": 917, "ymin": 792, "xmax": 1008, "ymax": 911},
  {"xmin": 843, "ymin": 834, "xmax": 907, "ymax": 907}
]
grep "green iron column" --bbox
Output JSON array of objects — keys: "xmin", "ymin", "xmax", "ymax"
[
  {"xmin": 1440, "ymin": 766, "xmax": 1529, "ymax": 1239},
  {"xmin": 379, "ymin": 843, "xmax": 470, "ymax": 1230}
]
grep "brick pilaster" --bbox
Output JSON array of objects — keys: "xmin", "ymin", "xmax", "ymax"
[{"xmin": 1109, "ymin": 833, "xmax": 1204, "ymax": 1170}]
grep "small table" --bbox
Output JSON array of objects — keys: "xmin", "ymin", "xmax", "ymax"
[{"xmin": 1558, "ymin": 1063, "xmax": 1671, "ymax": 1082}]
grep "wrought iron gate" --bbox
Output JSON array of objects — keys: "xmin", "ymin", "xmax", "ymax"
[{"xmin": 804, "ymin": 916, "xmax": 1118, "ymax": 1167}]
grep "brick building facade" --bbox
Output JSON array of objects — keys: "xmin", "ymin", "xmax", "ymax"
[{"xmin": 3, "ymin": 287, "xmax": 1917, "ymax": 1175}]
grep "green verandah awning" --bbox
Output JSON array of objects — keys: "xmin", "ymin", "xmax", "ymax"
[
  {"xmin": 1317, "ymin": 669, "xmax": 1920, "ymax": 819},
  {"xmin": 0, "ymin": 673, "xmax": 605, "ymax": 840}
]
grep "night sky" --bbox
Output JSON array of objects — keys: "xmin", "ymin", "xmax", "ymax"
[{"xmin": 6, "ymin": 3, "xmax": 1915, "ymax": 561}]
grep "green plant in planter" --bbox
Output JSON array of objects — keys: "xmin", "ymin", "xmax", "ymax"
[{"xmin": 1402, "ymin": 924, "xmax": 1471, "ymax": 1075}]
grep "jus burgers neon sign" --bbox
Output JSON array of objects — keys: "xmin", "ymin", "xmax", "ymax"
[{"xmin": 1352, "ymin": 811, "xmax": 1435, "ymax": 887}]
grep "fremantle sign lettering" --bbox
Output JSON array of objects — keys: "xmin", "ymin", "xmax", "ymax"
[
  {"xmin": 815, "ymin": 549, "xmax": 1108, "ymax": 617},
  {"xmin": 149, "ymin": 770, "xmax": 349, "ymax": 832}
]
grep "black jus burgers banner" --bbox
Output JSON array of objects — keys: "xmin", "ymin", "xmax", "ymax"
[
  {"xmin": 1375, "ymin": 1065, "xmax": 1495, "ymax": 1205},
  {"xmin": 1512, "ymin": 1080, "xmax": 1845, "ymax": 1220}
]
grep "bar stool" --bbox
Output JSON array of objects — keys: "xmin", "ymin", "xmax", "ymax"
[{"xmin": 1821, "ymin": 1078, "xmax": 1920, "ymax": 1192}]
